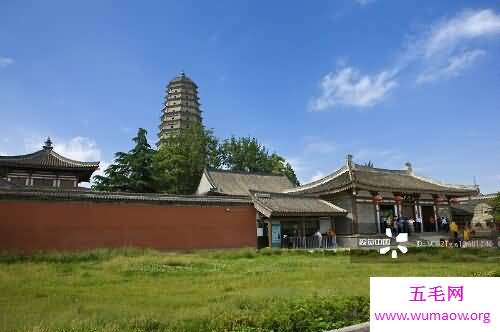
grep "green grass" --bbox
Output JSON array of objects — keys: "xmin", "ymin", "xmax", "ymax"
[{"xmin": 0, "ymin": 247, "xmax": 499, "ymax": 332}]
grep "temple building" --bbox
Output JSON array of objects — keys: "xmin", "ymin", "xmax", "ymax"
[
  {"xmin": 284, "ymin": 155, "xmax": 479, "ymax": 236},
  {"xmin": 196, "ymin": 157, "xmax": 481, "ymax": 248},
  {"xmin": 0, "ymin": 138, "xmax": 99, "ymax": 189},
  {"xmin": 158, "ymin": 71, "xmax": 202, "ymax": 145},
  {"xmin": 196, "ymin": 168, "xmax": 347, "ymax": 248}
]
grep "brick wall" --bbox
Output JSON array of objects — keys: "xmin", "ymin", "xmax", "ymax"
[{"xmin": 0, "ymin": 200, "xmax": 257, "ymax": 253}]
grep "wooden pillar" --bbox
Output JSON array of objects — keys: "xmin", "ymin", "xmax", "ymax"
[
  {"xmin": 375, "ymin": 203, "xmax": 381, "ymax": 234},
  {"xmin": 433, "ymin": 203, "xmax": 439, "ymax": 232},
  {"xmin": 351, "ymin": 190, "xmax": 359, "ymax": 234}
]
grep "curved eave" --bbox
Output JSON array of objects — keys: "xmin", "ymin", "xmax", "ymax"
[{"xmin": 283, "ymin": 166, "xmax": 349, "ymax": 194}]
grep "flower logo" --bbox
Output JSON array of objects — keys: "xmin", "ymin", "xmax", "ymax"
[{"xmin": 379, "ymin": 228, "xmax": 408, "ymax": 259}]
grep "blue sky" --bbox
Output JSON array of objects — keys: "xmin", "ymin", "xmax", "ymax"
[{"xmin": 1, "ymin": 0, "xmax": 500, "ymax": 193}]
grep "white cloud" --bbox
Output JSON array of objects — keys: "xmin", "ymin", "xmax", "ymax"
[
  {"xmin": 422, "ymin": 9, "xmax": 500, "ymax": 59},
  {"xmin": 310, "ymin": 67, "xmax": 398, "ymax": 111},
  {"xmin": 24, "ymin": 136, "xmax": 101, "ymax": 162},
  {"xmin": 310, "ymin": 8, "xmax": 500, "ymax": 110},
  {"xmin": 412, "ymin": 9, "xmax": 500, "ymax": 84},
  {"xmin": 417, "ymin": 49, "xmax": 486, "ymax": 83},
  {"xmin": 0, "ymin": 56, "xmax": 14, "ymax": 68}
]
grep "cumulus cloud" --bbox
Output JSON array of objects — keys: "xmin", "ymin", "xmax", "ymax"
[
  {"xmin": 0, "ymin": 56, "xmax": 14, "ymax": 68},
  {"xmin": 309, "ymin": 67, "xmax": 398, "ymax": 111},
  {"xmin": 417, "ymin": 49, "xmax": 486, "ymax": 83}
]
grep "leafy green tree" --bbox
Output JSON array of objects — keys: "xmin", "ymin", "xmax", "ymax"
[
  {"xmin": 93, "ymin": 128, "xmax": 156, "ymax": 192},
  {"xmin": 153, "ymin": 124, "xmax": 220, "ymax": 194},
  {"xmin": 220, "ymin": 136, "xmax": 300, "ymax": 186}
]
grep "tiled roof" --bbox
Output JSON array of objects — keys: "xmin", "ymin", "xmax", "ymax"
[
  {"xmin": 285, "ymin": 161, "xmax": 478, "ymax": 196},
  {"xmin": 205, "ymin": 169, "xmax": 296, "ymax": 196},
  {"xmin": 0, "ymin": 187, "xmax": 253, "ymax": 206},
  {"xmin": 0, "ymin": 147, "xmax": 99, "ymax": 170},
  {"xmin": 353, "ymin": 164, "xmax": 477, "ymax": 195},
  {"xmin": 251, "ymin": 191, "xmax": 346, "ymax": 217}
]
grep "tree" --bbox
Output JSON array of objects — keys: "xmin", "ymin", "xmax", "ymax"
[
  {"xmin": 93, "ymin": 128, "xmax": 156, "ymax": 192},
  {"xmin": 364, "ymin": 160, "xmax": 374, "ymax": 168},
  {"xmin": 153, "ymin": 124, "xmax": 220, "ymax": 194},
  {"xmin": 220, "ymin": 136, "xmax": 300, "ymax": 186}
]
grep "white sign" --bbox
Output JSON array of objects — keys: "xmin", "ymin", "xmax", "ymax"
[
  {"xmin": 256, "ymin": 228, "xmax": 263, "ymax": 237},
  {"xmin": 371, "ymin": 277, "xmax": 500, "ymax": 332}
]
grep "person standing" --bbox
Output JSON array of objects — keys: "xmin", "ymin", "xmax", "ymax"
[
  {"xmin": 441, "ymin": 216, "xmax": 448, "ymax": 232},
  {"xmin": 415, "ymin": 215, "xmax": 423, "ymax": 233},
  {"xmin": 408, "ymin": 217, "xmax": 415, "ymax": 235},
  {"xmin": 314, "ymin": 229, "xmax": 323, "ymax": 248}
]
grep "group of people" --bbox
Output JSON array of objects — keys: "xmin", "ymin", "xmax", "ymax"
[
  {"xmin": 382, "ymin": 215, "xmax": 423, "ymax": 235},
  {"xmin": 381, "ymin": 214, "xmax": 473, "ymax": 241}
]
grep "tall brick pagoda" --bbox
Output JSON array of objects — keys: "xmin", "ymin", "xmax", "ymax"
[{"xmin": 158, "ymin": 71, "xmax": 202, "ymax": 145}]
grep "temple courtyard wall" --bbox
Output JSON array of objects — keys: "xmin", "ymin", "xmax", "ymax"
[{"xmin": 0, "ymin": 198, "xmax": 257, "ymax": 253}]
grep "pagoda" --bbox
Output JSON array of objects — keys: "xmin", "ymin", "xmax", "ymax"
[
  {"xmin": 0, "ymin": 138, "xmax": 99, "ymax": 189},
  {"xmin": 158, "ymin": 71, "xmax": 202, "ymax": 145}
]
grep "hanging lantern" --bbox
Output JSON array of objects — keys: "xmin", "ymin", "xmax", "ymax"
[
  {"xmin": 372, "ymin": 194, "xmax": 383, "ymax": 203},
  {"xmin": 394, "ymin": 195, "xmax": 403, "ymax": 203}
]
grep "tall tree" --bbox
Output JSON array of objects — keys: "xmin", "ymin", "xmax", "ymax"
[
  {"xmin": 93, "ymin": 128, "xmax": 156, "ymax": 192},
  {"xmin": 153, "ymin": 124, "xmax": 220, "ymax": 194},
  {"xmin": 220, "ymin": 136, "xmax": 300, "ymax": 186}
]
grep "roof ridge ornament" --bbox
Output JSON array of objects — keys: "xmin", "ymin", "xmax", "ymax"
[
  {"xmin": 43, "ymin": 137, "xmax": 53, "ymax": 150},
  {"xmin": 405, "ymin": 162, "xmax": 413, "ymax": 175}
]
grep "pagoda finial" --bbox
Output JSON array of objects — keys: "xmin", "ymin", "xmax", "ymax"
[{"xmin": 43, "ymin": 137, "xmax": 53, "ymax": 150}]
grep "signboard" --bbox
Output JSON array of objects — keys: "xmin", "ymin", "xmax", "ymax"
[{"xmin": 271, "ymin": 222, "xmax": 281, "ymax": 248}]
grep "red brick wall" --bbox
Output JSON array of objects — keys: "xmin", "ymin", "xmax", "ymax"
[{"xmin": 0, "ymin": 200, "xmax": 257, "ymax": 252}]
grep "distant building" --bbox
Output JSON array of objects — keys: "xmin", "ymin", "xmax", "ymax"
[
  {"xmin": 158, "ymin": 71, "xmax": 202, "ymax": 145},
  {"xmin": 0, "ymin": 138, "xmax": 99, "ymax": 189}
]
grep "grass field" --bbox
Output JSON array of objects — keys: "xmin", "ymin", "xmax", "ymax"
[{"xmin": 0, "ymin": 247, "xmax": 499, "ymax": 332}]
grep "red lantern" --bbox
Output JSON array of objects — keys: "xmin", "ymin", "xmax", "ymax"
[
  {"xmin": 372, "ymin": 194, "xmax": 383, "ymax": 203},
  {"xmin": 394, "ymin": 195, "xmax": 403, "ymax": 203}
]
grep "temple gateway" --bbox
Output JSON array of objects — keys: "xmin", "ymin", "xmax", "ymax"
[{"xmin": 283, "ymin": 155, "xmax": 479, "ymax": 236}]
